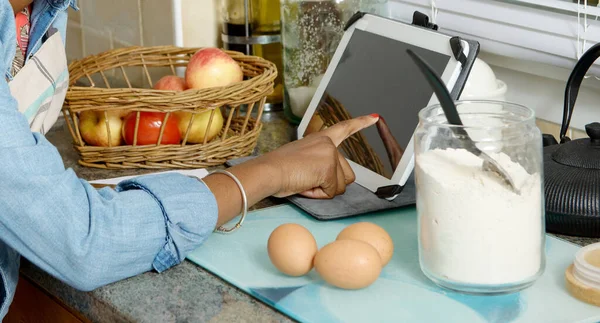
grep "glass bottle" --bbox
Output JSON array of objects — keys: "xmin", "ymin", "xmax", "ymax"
[
  {"xmin": 414, "ymin": 100, "xmax": 545, "ymax": 294},
  {"xmin": 221, "ymin": 0, "xmax": 284, "ymax": 110},
  {"xmin": 252, "ymin": 0, "xmax": 284, "ymax": 109},
  {"xmin": 280, "ymin": 0, "xmax": 388, "ymax": 124},
  {"xmin": 221, "ymin": 0, "xmax": 253, "ymax": 54}
]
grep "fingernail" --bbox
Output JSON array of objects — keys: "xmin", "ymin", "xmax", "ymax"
[{"xmin": 370, "ymin": 113, "xmax": 380, "ymax": 119}]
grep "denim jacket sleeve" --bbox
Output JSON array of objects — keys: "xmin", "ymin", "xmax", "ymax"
[
  {"xmin": 0, "ymin": 76, "xmax": 218, "ymax": 290},
  {"xmin": 0, "ymin": 72, "xmax": 218, "ymax": 290},
  {"xmin": 0, "ymin": 1, "xmax": 218, "ymax": 291}
]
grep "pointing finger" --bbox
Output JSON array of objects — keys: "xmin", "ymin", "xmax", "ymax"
[{"xmin": 320, "ymin": 114, "xmax": 379, "ymax": 147}]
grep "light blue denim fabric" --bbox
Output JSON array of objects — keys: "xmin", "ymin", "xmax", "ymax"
[{"xmin": 0, "ymin": 0, "xmax": 219, "ymax": 318}]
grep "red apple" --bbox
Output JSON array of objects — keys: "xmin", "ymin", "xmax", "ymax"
[
  {"xmin": 122, "ymin": 112, "xmax": 181, "ymax": 145},
  {"xmin": 79, "ymin": 110, "xmax": 127, "ymax": 147},
  {"xmin": 153, "ymin": 75, "xmax": 187, "ymax": 91},
  {"xmin": 185, "ymin": 48, "xmax": 244, "ymax": 89}
]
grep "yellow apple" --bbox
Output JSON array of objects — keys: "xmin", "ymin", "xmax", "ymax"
[
  {"xmin": 175, "ymin": 108, "xmax": 224, "ymax": 144},
  {"xmin": 79, "ymin": 110, "xmax": 127, "ymax": 147}
]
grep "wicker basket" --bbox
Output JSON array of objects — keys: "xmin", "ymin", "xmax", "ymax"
[{"xmin": 63, "ymin": 46, "xmax": 277, "ymax": 169}]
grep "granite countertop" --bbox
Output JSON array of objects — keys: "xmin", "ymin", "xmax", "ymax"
[{"xmin": 19, "ymin": 111, "xmax": 600, "ymax": 322}]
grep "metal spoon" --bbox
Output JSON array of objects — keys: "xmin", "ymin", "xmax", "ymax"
[{"xmin": 407, "ymin": 49, "xmax": 519, "ymax": 194}]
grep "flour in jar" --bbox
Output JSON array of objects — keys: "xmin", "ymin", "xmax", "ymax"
[{"xmin": 416, "ymin": 148, "xmax": 543, "ymax": 285}]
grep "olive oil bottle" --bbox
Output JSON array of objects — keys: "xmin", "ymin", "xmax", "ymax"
[
  {"xmin": 251, "ymin": 0, "xmax": 283, "ymax": 108},
  {"xmin": 221, "ymin": 0, "xmax": 283, "ymax": 110}
]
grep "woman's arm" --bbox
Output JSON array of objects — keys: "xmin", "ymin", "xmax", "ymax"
[
  {"xmin": 205, "ymin": 113, "xmax": 380, "ymax": 226},
  {"xmin": 0, "ymin": 78, "xmax": 220, "ymax": 290},
  {"xmin": 0, "ymin": 70, "xmax": 377, "ymax": 291}
]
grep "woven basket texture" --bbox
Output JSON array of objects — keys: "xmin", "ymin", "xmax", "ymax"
[{"xmin": 63, "ymin": 46, "xmax": 277, "ymax": 169}]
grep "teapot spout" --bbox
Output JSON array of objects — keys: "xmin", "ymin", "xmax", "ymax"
[{"xmin": 542, "ymin": 134, "xmax": 559, "ymax": 147}]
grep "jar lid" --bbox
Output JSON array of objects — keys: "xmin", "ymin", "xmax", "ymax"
[{"xmin": 565, "ymin": 242, "xmax": 600, "ymax": 307}]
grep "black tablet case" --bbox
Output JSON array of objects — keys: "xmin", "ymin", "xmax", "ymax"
[{"xmin": 226, "ymin": 12, "xmax": 480, "ymax": 220}]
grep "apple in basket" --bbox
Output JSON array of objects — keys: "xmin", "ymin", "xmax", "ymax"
[
  {"xmin": 174, "ymin": 108, "xmax": 224, "ymax": 144},
  {"xmin": 152, "ymin": 73, "xmax": 225, "ymax": 144},
  {"xmin": 122, "ymin": 111, "xmax": 181, "ymax": 146},
  {"xmin": 185, "ymin": 48, "xmax": 243, "ymax": 89},
  {"xmin": 153, "ymin": 75, "xmax": 187, "ymax": 91},
  {"xmin": 79, "ymin": 110, "xmax": 128, "ymax": 147}
]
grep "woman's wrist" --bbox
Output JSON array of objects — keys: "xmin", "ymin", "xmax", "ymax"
[
  {"xmin": 203, "ymin": 157, "xmax": 282, "ymax": 228},
  {"xmin": 242, "ymin": 154, "xmax": 284, "ymax": 197}
]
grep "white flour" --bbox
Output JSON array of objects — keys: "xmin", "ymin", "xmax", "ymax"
[{"xmin": 416, "ymin": 148, "xmax": 543, "ymax": 286}]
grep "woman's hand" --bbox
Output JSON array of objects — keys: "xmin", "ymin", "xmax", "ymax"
[
  {"xmin": 263, "ymin": 114, "xmax": 379, "ymax": 199},
  {"xmin": 203, "ymin": 114, "xmax": 378, "ymax": 227}
]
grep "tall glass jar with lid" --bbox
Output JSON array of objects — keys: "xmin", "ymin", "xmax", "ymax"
[
  {"xmin": 280, "ymin": 0, "xmax": 388, "ymax": 124},
  {"xmin": 414, "ymin": 100, "xmax": 545, "ymax": 294}
]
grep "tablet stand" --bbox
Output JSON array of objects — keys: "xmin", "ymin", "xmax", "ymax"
[
  {"xmin": 344, "ymin": 11, "xmax": 481, "ymax": 200},
  {"xmin": 227, "ymin": 12, "xmax": 480, "ymax": 220}
]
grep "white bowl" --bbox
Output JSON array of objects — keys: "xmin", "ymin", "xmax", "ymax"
[{"xmin": 461, "ymin": 58, "xmax": 507, "ymax": 101}]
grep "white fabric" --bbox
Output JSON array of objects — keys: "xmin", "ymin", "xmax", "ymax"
[{"xmin": 8, "ymin": 32, "xmax": 68, "ymax": 134}]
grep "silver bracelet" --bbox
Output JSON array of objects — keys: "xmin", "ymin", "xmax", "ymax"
[{"xmin": 211, "ymin": 169, "xmax": 248, "ymax": 234}]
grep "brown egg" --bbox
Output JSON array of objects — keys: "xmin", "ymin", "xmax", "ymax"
[
  {"xmin": 267, "ymin": 223, "xmax": 318, "ymax": 276},
  {"xmin": 336, "ymin": 222, "xmax": 394, "ymax": 266},
  {"xmin": 314, "ymin": 240, "xmax": 382, "ymax": 290}
]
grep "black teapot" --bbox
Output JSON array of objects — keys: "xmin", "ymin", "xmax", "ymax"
[{"xmin": 543, "ymin": 42, "xmax": 600, "ymax": 238}]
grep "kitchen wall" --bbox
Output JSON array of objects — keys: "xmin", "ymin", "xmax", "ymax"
[
  {"xmin": 66, "ymin": 0, "xmax": 220, "ymax": 87},
  {"xmin": 66, "ymin": 0, "xmax": 220, "ymax": 62},
  {"xmin": 67, "ymin": 1, "xmax": 169, "ymax": 62}
]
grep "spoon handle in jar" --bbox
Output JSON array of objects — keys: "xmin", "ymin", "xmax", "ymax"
[{"xmin": 406, "ymin": 49, "xmax": 482, "ymax": 156}]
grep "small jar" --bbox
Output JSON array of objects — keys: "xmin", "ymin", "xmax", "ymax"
[
  {"xmin": 414, "ymin": 100, "xmax": 545, "ymax": 294},
  {"xmin": 573, "ymin": 242, "xmax": 600, "ymax": 290}
]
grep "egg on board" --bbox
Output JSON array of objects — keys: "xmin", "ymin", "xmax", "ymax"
[
  {"xmin": 267, "ymin": 223, "xmax": 318, "ymax": 276},
  {"xmin": 336, "ymin": 222, "xmax": 394, "ymax": 266},
  {"xmin": 314, "ymin": 239, "xmax": 382, "ymax": 290}
]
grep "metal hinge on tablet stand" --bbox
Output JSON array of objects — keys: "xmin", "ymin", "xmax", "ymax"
[
  {"xmin": 411, "ymin": 11, "xmax": 438, "ymax": 30},
  {"xmin": 410, "ymin": 12, "xmax": 466, "ymax": 66},
  {"xmin": 450, "ymin": 37, "xmax": 468, "ymax": 66},
  {"xmin": 375, "ymin": 184, "xmax": 405, "ymax": 199},
  {"xmin": 344, "ymin": 12, "xmax": 366, "ymax": 31}
]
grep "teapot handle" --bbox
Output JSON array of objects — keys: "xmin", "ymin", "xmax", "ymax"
[{"xmin": 561, "ymin": 42, "xmax": 600, "ymax": 143}]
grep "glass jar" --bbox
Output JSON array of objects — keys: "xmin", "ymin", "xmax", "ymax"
[
  {"xmin": 280, "ymin": 0, "xmax": 388, "ymax": 124},
  {"xmin": 414, "ymin": 100, "xmax": 545, "ymax": 294}
]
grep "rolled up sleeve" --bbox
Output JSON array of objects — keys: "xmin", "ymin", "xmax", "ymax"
[
  {"xmin": 0, "ymin": 0, "xmax": 219, "ymax": 297},
  {"xmin": 0, "ymin": 75, "xmax": 218, "ymax": 291},
  {"xmin": 116, "ymin": 174, "xmax": 218, "ymax": 272}
]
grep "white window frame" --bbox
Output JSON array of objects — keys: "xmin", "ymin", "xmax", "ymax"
[
  {"xmin": 388, "ymin": 0, "xmax": 600, "ymax": 130},
  {"xmin": 390, "ymin": 0, "xmax": 600, "ymax": 77}
]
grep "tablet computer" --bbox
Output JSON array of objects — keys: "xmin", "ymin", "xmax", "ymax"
[{"xmin": 297, "ymin": 13, "xmax": 474, "ymax": 200}]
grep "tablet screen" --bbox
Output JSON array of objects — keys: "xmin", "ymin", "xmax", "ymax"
[{"xmin": 302, "ymin": 29, "xmax": 451, "ymax": 179}]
